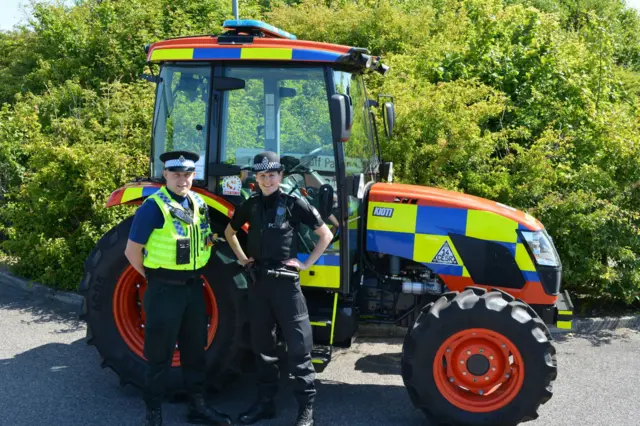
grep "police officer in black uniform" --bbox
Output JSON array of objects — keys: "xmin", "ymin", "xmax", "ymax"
[
  {"xmin": 224, "ymin": 151, "xmax": 333, "ymax": 426},
  {"xmin": 125, "ymin": 151, "xmax": 232, "ymax": 426}
]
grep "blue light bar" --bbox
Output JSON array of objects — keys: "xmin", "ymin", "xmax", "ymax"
[{"xmin": 223, "ymin": 19, "xmax": 297, "ymax": 40}]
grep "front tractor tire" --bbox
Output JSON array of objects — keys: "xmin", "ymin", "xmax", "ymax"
[
  {"xmin": 401, "ymin": 288, "xmax": 557, "ymax": 426},
  {"xmin": 78, "ymin": 216, "xmax": 250, "ymax": 396}
]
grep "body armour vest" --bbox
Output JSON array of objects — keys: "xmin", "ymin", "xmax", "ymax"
[
  {"xmin": 247, "ymin": 191, "xmax": 297, "ymax": 262},
  {"xmin": 143, "ymin": 186, "xmax": 212, "ymax": 271}
]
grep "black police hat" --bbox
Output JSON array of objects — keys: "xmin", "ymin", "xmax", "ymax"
[
  {"xmin": 159, "ymin": 150, "xmax": 199, "ymax": 172},
  {"xmin": 252, "ymin": 151, "xmax": 282, "ymax": 173}
]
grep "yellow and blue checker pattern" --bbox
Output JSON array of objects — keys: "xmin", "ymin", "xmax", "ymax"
[
  {"xmin": 297, "ymin": 253, "xmax": 341, "ymax": 289},
  {"xmin": 366, "ymin": 201, "xmax": 539, "ymax": 282},
  {"xmin": 149, "ymin": 47, "xmax": 342, "ymax": 62}
]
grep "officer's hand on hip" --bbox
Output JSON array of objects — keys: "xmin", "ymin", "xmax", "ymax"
[
  {"xmin": 282, "ymin": 258, "xmax": 308, "ymax": 271},
  {"xmin": 239, "ymin": 257, "xmax": 255, "ymax": 266}
]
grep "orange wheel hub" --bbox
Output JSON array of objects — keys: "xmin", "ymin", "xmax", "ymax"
[
  {"xmin": 113, "ymin": 266, "xmax": 219, "ymax": 367},
  {"xmin": 433, "ymin": 328, "xmax": 524, "ymax": 413}
]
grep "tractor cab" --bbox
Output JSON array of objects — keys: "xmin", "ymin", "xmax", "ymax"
[{"xmin": 147, "ymin": 19, "xmax": 394, "ymax": 289}]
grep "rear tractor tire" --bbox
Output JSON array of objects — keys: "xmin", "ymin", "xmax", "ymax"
[
  {"xmin": 401, "ymin": 287, "xmax": 557, "ymax": 426},
  {"xmin": 78, "ymin": 216, "xmax": 251, "ymax": 396}
]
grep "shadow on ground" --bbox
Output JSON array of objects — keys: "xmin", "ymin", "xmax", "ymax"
[{"xmin": 0, "ymin": 282, "xmax": 83, "ymax": 334}]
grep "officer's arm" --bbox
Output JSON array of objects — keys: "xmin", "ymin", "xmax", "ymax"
[
  {"xmin": 125, "ymin": 240, "xmax": 146, "ymax": 278},
  {"xmin": 224, "ymin": 224, "xmax": 253, "ymax": 265}
]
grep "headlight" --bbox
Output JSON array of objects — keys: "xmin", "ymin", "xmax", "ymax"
[{"xmin": 520, "ymin": 229, "xmax": 560, "ymax": 267}]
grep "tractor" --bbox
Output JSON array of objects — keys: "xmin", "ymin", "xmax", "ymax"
[{"xmin": 78, "ymin": 17, "xmax": 573, "ymax": 426}]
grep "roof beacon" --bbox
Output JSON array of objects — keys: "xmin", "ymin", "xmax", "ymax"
[{"xmin": 222, "ymin": 19, "xmax": 297, "ymax": 40}]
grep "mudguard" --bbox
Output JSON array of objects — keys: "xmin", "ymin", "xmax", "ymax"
[{"xmin": 106, "ymin": 181, "xmax": 235, "ymax": 219}]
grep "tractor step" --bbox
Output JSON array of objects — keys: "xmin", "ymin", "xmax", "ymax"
[
  {"xmin": 311, "ymin": 345, "xmax": 332, "ymax": 373},
  {"xmin": 309, "ymin": 316, "xmax": 332, "ymax": 327}
]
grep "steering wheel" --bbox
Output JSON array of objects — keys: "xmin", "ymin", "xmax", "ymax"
[{"xmin": 287, "ymin": 147, "xmax": 323, "ymax": 175}]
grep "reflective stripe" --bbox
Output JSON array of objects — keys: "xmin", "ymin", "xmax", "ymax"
[
  {"xmin": 556, "ymin": 320, "xmax": 572, "ymax": 329},
  {"xmin": 558, "ymin": 310, "xmax": 573, "ymax": 316},
  {"xmin": 330, "ymin": 293, "xmax": 339, "ymax": 346},
  {"xmin": 310, "ymin": 322, "xmax": 328, "ymax": 327},
  {"xmin": 150, "ymin": 48, "xmax": 194, "ymax": 60},
  {"xmin": 150, "ymin": 47, "xmax": 342, "ymax": 62}
]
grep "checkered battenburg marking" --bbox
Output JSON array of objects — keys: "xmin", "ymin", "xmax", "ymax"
[{"xmin": 173, "ymin": 220, "xmax": 187, "ymax": 236}]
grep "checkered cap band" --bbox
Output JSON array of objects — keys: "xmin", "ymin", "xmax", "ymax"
[
  {"xmin": 165, "ymin": 158, "xmax": 196, "ymax": 169},
  {"xmin": 252, "ymin": 156, "xmax": 281, "ymax": 172}
]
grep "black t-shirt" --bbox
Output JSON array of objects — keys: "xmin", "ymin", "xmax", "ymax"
[{"xmin": 229, "ymin": 189, "xmax": 324, "ymax": 232}]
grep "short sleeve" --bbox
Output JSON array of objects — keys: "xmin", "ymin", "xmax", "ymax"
[
  {"xmin": 229, "ymin": 199, "xmax": 252, "ymax": 231},
  {"xmin": 292, "ymin": 197, "xmax": 324, "ymax": 230},
  {"xmin": 128, "ymin": 199, "xmax": 164, "ymax": 245}
]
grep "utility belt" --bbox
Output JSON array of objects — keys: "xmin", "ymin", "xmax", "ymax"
[
  {"xmin": 245, "ymin": 260, "xmax": 300, "ymax": 286},
  {"xmin": 145, "ymin": 267, "xmax": 203, "ymax": 285}
]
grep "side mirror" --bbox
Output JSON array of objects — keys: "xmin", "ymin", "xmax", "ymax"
[
  {"xmin": 330, "ymin": 94, "xmax": 353, "ymax": 143},
  {"xmin": 379, "ymin": 162, "xmax": 393, "ymax": 183},
  {"xmin": 317, "ymin": 184, "xmax": 334, "ymax": 220},
  {"xmin": 345, "ymin": 173, "xmax": 365, "ymax": 199},
  {"xmin": 383, "ymin": 102, "xmax": 395, "ymax": 138},
  {"xmin": 212, "ymin": 77, "xmax": 246, "ymax": 91}
]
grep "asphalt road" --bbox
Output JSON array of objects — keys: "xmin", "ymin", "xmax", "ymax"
[{"xmin": 1, "ymin": 282, "xmax": 639, "ymax": 426}]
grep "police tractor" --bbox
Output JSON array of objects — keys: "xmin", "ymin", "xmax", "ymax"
[{"xmin": 79, "ymin": 18, "xmax": 573, "ymax": 426}]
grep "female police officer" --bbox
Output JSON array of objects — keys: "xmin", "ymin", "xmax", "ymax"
[
  {"xmin": 125, "ymin": 151, "xmax": 232, "ymax": 426},
  {"xmin": 225, "ymin": 151, "xmax": 333, "ymax": 426}
]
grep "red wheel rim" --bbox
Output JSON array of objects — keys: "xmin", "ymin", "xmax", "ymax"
[
  {"xmin": 433, "ymin": 328, "xmax": 525, "ymax": 413},
  {"xmin": 113, "ymin": 266, "xmax": 219, "ymax": 367}
]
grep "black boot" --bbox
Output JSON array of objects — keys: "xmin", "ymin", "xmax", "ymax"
[
  {"xmin": 295, "ymin": 403, "xmax": 314, "ymax": 426},
  {"xmin": 143, "ymin": 406, "xmax": 162, "ymax": 426},
  {"xmin": 238, "ymin": 396, "xmax": 276, "ymax": 425},
  {"xmin": 187, "ymin": 394, "xmax": 232, "ymax": 425}
]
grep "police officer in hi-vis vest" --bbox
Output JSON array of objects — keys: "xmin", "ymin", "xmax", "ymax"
[
  {"xmin": 125, "ymin": 151, "xmax": 232, "ymax": 426},
  {"xmin": 224, "ymin": 151, "xmax": 333, "ymax": 426}
]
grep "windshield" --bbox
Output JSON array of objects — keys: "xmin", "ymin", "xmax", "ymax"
[
  {"xmin": 151, "ymin": 64, "xmax": 210, "ymax": 180},
  {"xmin": 220, "ymin": 66, "xmax": 336, "ymax": 185}
]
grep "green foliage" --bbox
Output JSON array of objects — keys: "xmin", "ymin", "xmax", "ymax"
[
  {"xmin": 1, "ymin": 0, "xmax": 639, "ymax": 306},
  {"xmin": 0, "ymin": 80, "xmax": 152, "ymax": 289}
]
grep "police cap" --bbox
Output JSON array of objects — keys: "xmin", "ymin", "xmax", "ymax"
[
  {"xmin": 159, "ymin": 150, "xmax": 199, "ymax": 172},
  {"xmin": 252, "ymin": 151, "xmax": 282, "ymax": 173}
]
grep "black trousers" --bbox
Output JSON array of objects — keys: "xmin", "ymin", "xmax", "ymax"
[
  {"xmin": 248, "ymin": 269, "xmax": 316, "ymax": 406},
  {"xmin": 143, "ymin": 275, "xmax": 207, "ymax": 408}
]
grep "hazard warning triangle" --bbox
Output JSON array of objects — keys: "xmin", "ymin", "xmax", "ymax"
[{"xmin": 431, "ymin": 241, "xmax": 458, "ymax": 265}]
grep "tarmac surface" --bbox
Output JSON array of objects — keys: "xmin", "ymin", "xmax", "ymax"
[{"xmin": 1, "ymin": 281, "xmax": 639, "ymax": 426}]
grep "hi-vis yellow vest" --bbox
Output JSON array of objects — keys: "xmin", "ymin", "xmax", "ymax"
[{"xmin": 143, "ymin": 186, "xmax": 212, "ymax": 270}]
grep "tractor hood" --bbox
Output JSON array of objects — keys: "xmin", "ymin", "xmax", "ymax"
[{"xmin": 367, "ymin": 183, "xmax": 543, "ymax": 231}]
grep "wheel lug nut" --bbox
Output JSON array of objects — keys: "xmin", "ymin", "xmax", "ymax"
[
  {"xmin": 460, "ymin": 360, "xmax": 464, "ymax": 364},
  {"xmin": 485, "ymin": 376, "xmax": 489, "ymax": 380},
  {"xmin": 446, "ymin": 348, "xmax": 450, "ymax": 352},
  {"xmin": 505, "ymin": 373, "xmax": 511, "ymax": 378},
  {"xmin": 479, "ymin": 390, "xmax": 484, "ymax": 395},
  {"xmin": 490, "ymin": 356, "xmax": 494, "ymax": 360},
  {"xmin": 462, "ymin": 372, "xmax": 467, "ymax": 375},
  {"xmin": 141, "ymin": 324, "xmax": 145, "ymax": 328},
  {"xmin": 467, "ymin": 351, "xmax": 471, "ymax": 355},
  {"xmin": 501, "ymin": 344, "xmax": 506, "ymax": 348},
  {"xmin": 492, "ymin": 367, "xmax": 496, "ymax": 371},
  {"xmin": 479, "ymin": 349, "xmax": 483, "ymax": 353},
  {"xmin": 449, "ymin": 377, "xmax": 454, "ymax": 383}
]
